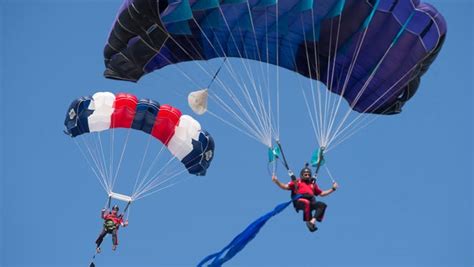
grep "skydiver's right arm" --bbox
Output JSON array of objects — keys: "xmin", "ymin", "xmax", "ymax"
[{"xmin": 272, "ymin": 175, "xmax": 290, "ymax": 190}]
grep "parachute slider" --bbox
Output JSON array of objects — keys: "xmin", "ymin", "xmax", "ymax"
[{"xmin": 108, "ymin": 192, "xmax": 133, "ymax": 203}]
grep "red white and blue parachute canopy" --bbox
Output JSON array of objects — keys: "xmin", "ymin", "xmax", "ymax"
[{"xmin": 64, "ymin": 92, "xmax": 214, "ymax": 176}]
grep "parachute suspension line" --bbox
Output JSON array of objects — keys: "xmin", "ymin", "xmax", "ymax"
[
  {"xmin": 189, "ymin": 17, "xmax": 274, "ymax": 146},
  {"xmin": 323, "ymin": 29, "xmax": 369, "ymax": 148},
  {"xmin": 324, "ymin": 1, "xmax": 385, "ymax": 148},
  {"xmin": 88, "ymin": 134, "xmax": 110, "ymax": 189},
  {"xmin": 110, "ymin": 128, "xmax": 132, "ymax": 191},
  {"xmin": 207, "ymin": 58, "xmax": 227, "ymax": 89},
  {"xmin": 134, "ymin": 146, "xmax": 211, "ymax": 200},
  {"xmin": 109, "ymin": 126, "xmax": 116, "ymax": 195},
  {"xmin": 327, "ymin": 11, "xmax": 415, "ymax": 148},
  {"xmin": 206, "ymin": 109, "xmax": 263, "ymax": 144},
  {"xmin": 94, "ymin": 132, "xmax": 111, "ymax": 190},
  {"xmin": 264, "ymin": 11, "xmax": 278, "ymax": 142},
  {"xmin": 133, "ymin": 167, "xmax": 191, "ymax": 201},
  {"xmin": 124, "ymin": 202, "xmax": 131, "ymax": 221},
  {"xmin": 131, "ymin": 132, "xmax": 201, "ymax": 200},
  {"xmin": 299, "ymin": 16, "xmax": 324, "ymax": 147},
  {"xmin": 144, "ymin": 20, "xmax": 229, "ymax": 96},
  {"xmin": 148, "ymin": 5, "xmax": 271, "ymax": 147},
  {"xmin": 209, "ymin": 6, "xmax": 275, "ymax": 146},
  {"xmin": 308, "ymin": 8, "xmax": 326, "ymax": 148},
  {"xmin": 326, "ymin": 62, "xmax": 421, "ymax": 152},
  {"xmin": 131, "ymin": 138, "xmax": 169, "ymax": 199},
  {"xmin": 191, "ymin": 15, "xmax": 264, "ymax": 99},
  {"xmin": 207, "ymin": 87, "xmax": 270, "ymax": 144},
  {"xmin": 326, "ymin": 113, "xmax": 379, "ymax": 153},
  {"xmin": 324, "ymin": 14, "xmax": 345, "ymax": 146},
  {"xmin": 303, "ymin": 1, "xmax": 376, "ymax": 150},
  {"xmin": 153, "ymin": 24, "xmax": 271, "ymax": 145},
  {"xmin": 133, "ymin": 156, "xmax": 178, "ymax": 197},
  {"xmin": 301, "ymin": 88, "xmax": 322, "ymax": 144},
  {"xmin": 83, "ymin": 134, "xmax": 111, "ymax": 192},
  {"xmin": 198, "ymin": 8, "xmax": 276, "ymax": 146},
  {"xmin": 209, "ymin": 73, "xmax": 273, "ymax": 146},
  {"xmin": 318, "ymin": 13, "xmax": 345, "ymax": 148},
  {"xmin": 243, "ymin": 1, "xmax": 272, "ymax": 98},
  {"xmin": 74, "ymin": 139, "xmax": 109, "ymax": 193},
  {"xmin": 131, "ymin": 134, "xmax": 153, "ymax": 196},
  {"xmin": 323, "ymin": 19, "xmax": 335, "ymax": 147},
  {"xmin": 276, "ymin": 0, "xmax": 281, "ymax": 140},
  {"xmin": 324, "ymin": 165, "xmax": 336, "ymax": 184},
  {"xmin": 235, "ymin": 11, "xmax": 274, "ymax": 146}
]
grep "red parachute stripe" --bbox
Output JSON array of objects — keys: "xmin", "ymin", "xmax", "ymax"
[
  {"xmin": 111, "ymin": 93, "xmax": 138, "ymax": 129},
  {"xmin": 151, "ymin": 104, "xmax": 181, "ymax": 145}
]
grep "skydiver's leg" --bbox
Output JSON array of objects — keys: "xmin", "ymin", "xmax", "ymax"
[
  {"xmin": 313, "ymin": 201, "xmax": 327, "ymax": 222},
  {"xmin": 308, "ymin": 198, "xmax": 318, "ymax": 224},
  {"xmin": 96, "ymin": 229, "xmax": 107, "ymax": 247},
  {"xmin": 294, "ymin": 198, "xmax": 312, "ymax": 221},
  {"xmin": 112, "ymin": 229, "xmax": 118, "ymax": 250}
]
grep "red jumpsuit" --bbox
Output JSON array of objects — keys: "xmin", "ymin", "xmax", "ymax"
[{"xmin": 288, "ymin": 179, "xmax": 327, "ymax": 222}]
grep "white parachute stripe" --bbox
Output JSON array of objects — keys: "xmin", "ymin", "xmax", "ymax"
[
  {"xmin": 88, "ymin": 92, "xmax": 116, "ymax": 132},
  {"xmin": 167, "ymin": 115, "xmax": 201, "ymax": 160}
]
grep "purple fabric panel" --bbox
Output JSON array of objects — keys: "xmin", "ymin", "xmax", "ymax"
[
  {"xmin": 126, "ymin": 0, "xmax": 446, "ymax": 113},
  {"xmin": 354, "ymin": 34, "xmax": 425, "ymax": 112}
]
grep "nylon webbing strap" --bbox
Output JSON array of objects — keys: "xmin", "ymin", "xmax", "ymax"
[{"xmin": 276, "ymin": 141, "xmax": 290, "ymax": 173}]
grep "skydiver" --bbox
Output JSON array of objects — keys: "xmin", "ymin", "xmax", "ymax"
[
  {"xmin": 272, "ymin": 163, "xmax": 338, "ymax": 232},
  {"xmin": 95, "ymin": 205, "xmax": 129, "ymax": 253}
]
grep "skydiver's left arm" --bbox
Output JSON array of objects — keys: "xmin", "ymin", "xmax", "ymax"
[{"xmin": 319, "ymin": 182, "xmax": 339, "ymax": 197}]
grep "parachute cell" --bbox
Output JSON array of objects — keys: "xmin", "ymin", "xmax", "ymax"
[
  {"xmin": 104, "ymin": 0, "xmax": 446, "ymax": 114},
  {"xmin": 64, "ymin": 92, "xmax": 214, "ymax": 176}
]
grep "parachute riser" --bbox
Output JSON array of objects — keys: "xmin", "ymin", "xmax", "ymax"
[
  {"xmin": 311, "ymin": 147, "xmax": 326, "ymax": 177},
  {"xmin": 275, "ymin": 141, "xmax": 290, "ymax": 173}
]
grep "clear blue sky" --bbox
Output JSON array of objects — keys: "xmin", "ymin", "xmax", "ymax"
[{"xmin": 0, "ymin": 1, "xmax": 472, "ymax": 267}]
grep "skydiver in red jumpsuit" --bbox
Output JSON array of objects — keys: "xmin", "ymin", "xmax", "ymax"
[
  {"xmin": 272, "ymin": 163, "xmax": 338, "ymax": 232},
  {"xmin": 95, "ymin": 205, "xmax": 129, "ymax": 253}
]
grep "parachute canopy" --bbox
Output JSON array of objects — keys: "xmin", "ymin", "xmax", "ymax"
[
  {"xmin": 104, "ymin": 0, "xmax": 446, "ymax": 115},
  {"xmin": 64, "ymin": 92, "xmax": 214, "ymax": 176}
]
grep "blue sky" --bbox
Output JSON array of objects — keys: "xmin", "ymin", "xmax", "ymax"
[{"xmin": 0, "ymin": 1, "xmax": 472, "ymax": 267}]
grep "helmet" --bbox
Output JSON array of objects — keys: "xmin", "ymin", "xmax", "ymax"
[
  {"xmin": 112, "ymin": 205, "xmax": 120, "ymax": 211},
  {"xmin": 300, "ymin": 163, "xmax": 312, "ymax": 178}
]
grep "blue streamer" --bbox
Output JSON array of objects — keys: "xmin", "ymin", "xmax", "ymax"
[{"xmin": 197, "ymin": 195, "xmax": 301, "ymax": 267}]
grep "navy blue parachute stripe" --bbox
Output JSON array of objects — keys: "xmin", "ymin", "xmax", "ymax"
[
  {"xmin": 182, "ymin": 130, "xmax": 215, "ymax": 176},
  {"xmin": 64, "ymin": 96, "xmax": 93, "ymax": 137},
  {"xmin": 131, "ymin": 98, "xmax": 160, "ymax": 134}
]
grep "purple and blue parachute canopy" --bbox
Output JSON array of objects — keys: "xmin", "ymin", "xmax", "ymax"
[{"xmin": 104, "ymin": 0, "xmax": 446, "ymax": 115}]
